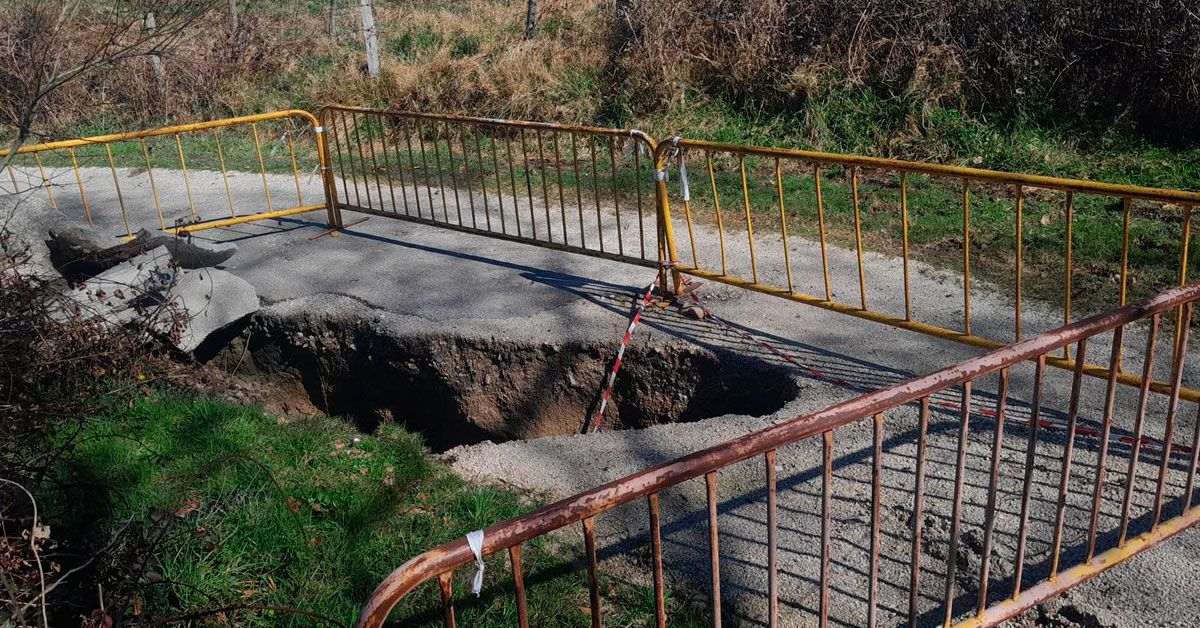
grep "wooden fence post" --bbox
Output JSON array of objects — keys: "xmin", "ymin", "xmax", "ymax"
[{"xmin": 360, "ymin": 0, "xmax": 379, "ymax": 78}]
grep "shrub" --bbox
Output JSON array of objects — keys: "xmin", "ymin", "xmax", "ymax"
[{"xmin": 621, "ymin": 0, "xmax": 1200, "ymax": 142}]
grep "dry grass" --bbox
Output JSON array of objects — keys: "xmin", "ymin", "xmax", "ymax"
[
  {"xmin": 308, "ymin": 0, "xmax": 615, "ymax": 122},
  {"xmin": 623, "ymin": 0, "xmax": 1200, "ymax": 142},
  {"xmin": 8, "ymin": 0, "xmax": 1199, "ymax": 146},
  {"xmin": 1, "ymin": 0, "xmax": 618, "ymax": 138}
]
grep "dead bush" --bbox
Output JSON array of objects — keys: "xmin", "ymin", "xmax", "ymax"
[{"xmin": 0, "ymin": 214, "xmax": 185, "ymax": 623}]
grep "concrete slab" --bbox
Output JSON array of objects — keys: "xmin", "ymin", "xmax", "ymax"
[{"xmin": 171, "ymin": 266, "xmax": 258, "ymax": 352}]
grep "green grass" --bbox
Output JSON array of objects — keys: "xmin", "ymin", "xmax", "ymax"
[
  {"xmin": 49, "ymin": 392, "xmax": 706, "ymax": 627},
  {"xmin": 7, "ymin": 125, "xmax": 320, "ymax": 178}
]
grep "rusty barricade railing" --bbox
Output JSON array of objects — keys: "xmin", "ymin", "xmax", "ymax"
[
  {"xmin": 0, "ymin": 110, "xmax": 337, "ymax": 237},
  {"xmin": 358, "ymin": 282, "xmax": 1200, "ymax": 627},
  {"xmin": 653, "ymin": 138, "xmax": 1200, "ymax": 403},
  {"xmin": 317, "ymin": 105, "xmax": 671, "ymax": 270}
]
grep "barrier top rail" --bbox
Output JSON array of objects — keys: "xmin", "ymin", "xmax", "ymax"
[
  {"xmin": 357, "ymin": 281, "xmax": 1200, "ymax": 627},
  {"xmin": 319, "ymin": 104, "xmax": 658, "ymax": 148},
  {"xmin": 663, "ymin": 137, "xmax": 1200, "ymax": 206},
  {"xmin": 0, "ymin": 110, "xmax": 321, "ymax": 157}
]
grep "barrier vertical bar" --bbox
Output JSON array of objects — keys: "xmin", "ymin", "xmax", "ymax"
[
  {"xmin": 943, "ymin": 381, "xmax": 972, "ymax": 627},
  {"xmin": 868, "ymin": 414, "xmax": 883, "ymax": 627},
  {"xmin": 962, "ymin": 179, "xmax": 972, "ymax": 336},
  {"xmin": 1153, "ymin": 302, "xmax": 1193, "ymax": 527},
  {"xmin": 67, "ymin": 148, "xmax": 93, "ymax": 225},
  {"xmin": 509, "ymin": 545, "xmax": 530, "ymax": 628},
  {"xmin": 705, "ymin": 471, "xmax": 722, "ymax": 628},
  {"xmin": 978, "ymin": 369, "xmax": 1009, "ymax": 613},
  {"xmin": 765, "ymin": 450, "xmax": 778, "ymax": 628},
  {"xmin": 901, "ymin": 173, "xmax": 912, "ymax": 321},
  {"xmin": 815, "ymin": 164, "xmax": 832, "ymax": 301},
  {"xmin": 852, "ymin": 167, "xmax": 867, "ymax": 309},
  {"xmin": 649, "ymin": 493, "xmax": 667, "ymax": 628},
  {"xmin": 1013, "ymin": 356, "xmax": 1046, "ymax": 597},
  {"xmin": 1050, "ymin": 339, "xmax": 1089, "ymax": 578},
  {"xmin": 1119, "ymin": 315, "xmax": 1160, "ymax": 545},
  {"xmin": 908, "ymin": 397, "xmax": 930, "ymax": 626}
]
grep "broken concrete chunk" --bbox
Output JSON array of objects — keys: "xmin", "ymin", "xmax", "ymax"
[
  {"xmin": 59, "ymin": 246, "xmax": 175, "ymax": 325},
  {"xmin": 55, "ymin": 245, "xmax": 257, "ymax": 352},
  {"xmin": 47, "ymin": 229, "xmax": 159, "ymax": 282},
  {"xmin": 47, "ymin": 228, "xmax": 237, "ymax": 281},
  {"xmin": 159, "ymin": 238, "xmax": 237, "ymax": 270},
  {"xmin": 169, "ymin": 267, "xmax": 258, "ymax": 353}
]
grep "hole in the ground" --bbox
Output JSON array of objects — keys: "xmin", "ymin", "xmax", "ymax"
[{"xmin": 224, "ymin": 313, "xmax": 798, "ymax": 451}]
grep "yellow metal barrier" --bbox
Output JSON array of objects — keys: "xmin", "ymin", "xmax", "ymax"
[
  {"xmin": 318, "ymin": 105, "xmax": 663, "ymax": 269},
  {"xmin": 652, "ymin": 138, "xmax": 1200, "ymax": 401},
  {"xmin": 0, "ymin": 110, "xmax": 336, "ymax": 237}
]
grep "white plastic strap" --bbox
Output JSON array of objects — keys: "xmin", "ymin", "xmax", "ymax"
[
  {"xmin": 466, "ymin": 529, "xmax": 485, "ymax": 596},
  {"xmin": 313, "ymin": 125, "xmax": 325, "ymax": 133},
  {"xmin": 677, "ymin": 149, "xmax": 690, "ymax": 202},
  {"xmin": 654, "ymin": 168, "xmax": 668, "ymax": 182}
]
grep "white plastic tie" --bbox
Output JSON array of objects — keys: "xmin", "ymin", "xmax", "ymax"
[
  {"xmin": 654, "ymin": 168, "xmax": 668, "ymax": 182},
  {"xmin": 466, "ymin": 529, "xmax": 485, "ymax": 596},
  {"xmin": 313, "ymin": 125, "xmax": 325, "ymax": 133},
  {"xmin": 677, "ymin": 149, "xmax": 690, "ymax": 202},
  {"xmin": 270, "ymin": 131, "xmax": 287, "ymax": 158}
]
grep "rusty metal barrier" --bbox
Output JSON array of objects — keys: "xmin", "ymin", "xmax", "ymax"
[
  {"xmin": 358, "ymin": 282, "xmax": 1200, "ymax": 627},
  {"xmin": 318, "ymin": 105, "xmax": 669, "ymax": 270},
  {"xmin": 0, "ymin": 110, "xmax": 336, "ymax": 237},
  {"xmin": 653, "ymin": 139, "xmax": 1200, "ymax": 403}
]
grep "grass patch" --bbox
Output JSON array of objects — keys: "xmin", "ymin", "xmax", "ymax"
[{"xmin": 49, "ymin": 392, "xmax": 704, "ymax": 626}]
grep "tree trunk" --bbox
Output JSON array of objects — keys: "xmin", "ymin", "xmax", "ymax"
[
  {"xmin": 328, "ymin": 0, "xmax": 337, "ymax": 39},
  {"xmin": 360, "ymin": 0, "xmax": 379, "ymax": 78},
  {"xmin": 227, "ymin": 0, "xmax": 239, "ymax": 32},
  {"xmin": 143, "ymin": 12, "xmax": 165, "ymax": 81},
  {"xmin": 524, "ymin": 0, "xmax": 537, "ymax": 39}
]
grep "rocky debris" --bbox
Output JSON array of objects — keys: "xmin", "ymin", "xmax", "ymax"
[
  {"xmin": 1013, "ymin": 596, "xmax": 1115, "ymax": 627},
  {"xmin": 47, "ymin": 228, "xmax": 236, "ymax": 282},
  {"xmin": 680, "ymin": 303, "xmax": 706, "ymax": 320},
  {"xmin": 162, "ymin": 236, "xmax": 237, "ymax": 270}
]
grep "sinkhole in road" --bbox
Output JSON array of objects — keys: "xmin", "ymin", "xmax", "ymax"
[{"xmin": 228, "ymin": 312, "xmax": 799, "ymax": 451}]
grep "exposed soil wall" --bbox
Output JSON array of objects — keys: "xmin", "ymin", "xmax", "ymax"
[{"xmin": 226, "ymin": 311, "xmax": 798, "ymax": 450}]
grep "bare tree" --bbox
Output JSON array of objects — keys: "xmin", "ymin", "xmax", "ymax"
[
  {"xmin": 328, "ymin": 0, "xmax": 337, "ymax": 40},
  {"xmin": 524, "ymin": 0, "xmax": 537, "ymax": 39},
  {"xmin": 227, "ymin": 0, "xmax": 238, "ymax": 32},
  {"xmin": 0, "ymin": 0, "xmax": 216, "ymax": 172}
]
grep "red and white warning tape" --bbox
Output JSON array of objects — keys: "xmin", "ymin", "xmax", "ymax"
[
  {"xmin": 677, "ymin": 275, "xmax": 1194, "ymax": 458},
  {"xmin": 585, "ymin": 270, "xmax": 665, "ymax": 433}
]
